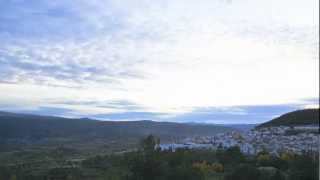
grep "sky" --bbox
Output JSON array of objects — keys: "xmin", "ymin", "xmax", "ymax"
[{"xmin": 0, "ymin": 0, "xmax": 319, "ymax": 124}]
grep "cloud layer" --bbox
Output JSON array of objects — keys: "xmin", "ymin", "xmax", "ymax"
[{"xmin": 0, "ymin": 0, "xmax": 318, "ymax": 123}]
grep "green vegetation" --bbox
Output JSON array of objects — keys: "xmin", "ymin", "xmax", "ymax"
[
  {"xmin": 256, "ymin": 109, "xmax": 319, "ymax": 129},
  {"xmin": 0, "ymin": 135, "xmax": 318, "ymax": 180},
  {"xmin": 0, "ymin": 112, "xmax": 232, "ymax": 140},
  {"xmin": 0, "ymin": 111, "xmax": 233, "ymax": 153},
  {"xmin": 0, "ymin": 110, "xmax": 318, "ymax": 180}
]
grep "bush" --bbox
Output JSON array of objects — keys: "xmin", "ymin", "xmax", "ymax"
[{"xmin": 224, "ymin": 164, "xmax": 260, "ymax": 180}]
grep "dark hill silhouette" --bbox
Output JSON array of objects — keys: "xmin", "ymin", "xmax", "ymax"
[
  {"xmin": 256, "ymin": 108, "xmax": 319, "ymax": 129},
  {"xmin": 0, "ymin": 111, "xmax": 232, "ymax": 144}
]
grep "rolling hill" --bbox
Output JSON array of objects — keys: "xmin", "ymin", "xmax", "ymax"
[
  {"xmin": 256, "ymin": 108, "xmax": 319, "ymax": 129},
  {"xmin": 0, "ymin": 111, "xmax": 233, "ymax": 152}
]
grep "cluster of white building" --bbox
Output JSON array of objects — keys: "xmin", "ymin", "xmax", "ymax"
[{"xmin": 160, "ymin": 125, "xmax": 319, "ymax": 155}]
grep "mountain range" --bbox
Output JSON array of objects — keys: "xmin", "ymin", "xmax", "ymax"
[
  {"xmin": 0, "ymin": 111, "xmax": 233, "ymax": 152},
  {"xmin": 0, "ymin": 108, "xmax": 318, "ymax": 152}
]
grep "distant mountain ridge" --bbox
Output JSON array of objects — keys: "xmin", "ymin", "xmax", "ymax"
[
  {"xmin": 0, "ymin": 111, "xmax": 233, "ymax": 152},
  {"xmin": 221, "ymin": 124, "xmax": 257, "ymax": 131},
  {"xmin": 256, "ymin": 108, "xmax": 319, "ymax": 129},
  {"xmin": 0, "ymin": 111, "xmax": 233, "ymax": 139}
]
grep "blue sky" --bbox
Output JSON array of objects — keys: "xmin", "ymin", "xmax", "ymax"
[{"xmin": 0, "ymin": 0, "xmax": 318, "ymax": 124}]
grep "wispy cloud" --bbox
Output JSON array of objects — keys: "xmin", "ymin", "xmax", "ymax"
[
  {"xmin": 1, "ymin": 101, "xmax": 317, "ymax": 124},
  {"xmin": 0, "ymin": 0, "xmax": 318, "ymax": 122}
]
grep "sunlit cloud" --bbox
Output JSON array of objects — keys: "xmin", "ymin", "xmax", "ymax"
[{"xmin": 0, "ymin": 0, "xmax": 318, "ymax": 122}]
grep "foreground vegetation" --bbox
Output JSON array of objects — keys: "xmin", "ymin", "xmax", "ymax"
[{"xmin": 0, "ymin": 135, "xmax": 318, "ymax": 180}]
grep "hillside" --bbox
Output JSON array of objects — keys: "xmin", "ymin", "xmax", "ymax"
[
  {"xmin": 256, "ymin": 108, "xmax": 319, "ymax": 129},
  {"xmin": 0, "ymin": 111, "xmax": 233, "ymax": 152}
]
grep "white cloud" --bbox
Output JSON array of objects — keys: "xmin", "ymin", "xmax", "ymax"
[
  {"xmin": 303, "ymin": 104, "xmax": 320, "ymax": 109},
  {"xmin": 0, "ymin": 0, "xmax": 318, "ymax": 116}
]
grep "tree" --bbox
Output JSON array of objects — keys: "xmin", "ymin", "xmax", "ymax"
[
  {"xmin": 10, "ymin": 175, "xmax": 17, "ymax": 180},
  {"xmin": 272, "ymin": 170, "xmax": 285, "ymax": 180},
  {"xmin": 257, "ymin": 154, "xmax": 270, "ymax": 166},
  {"xmin": 280, "ymin": 152, "xmax": 295, "ymax": 161},
  {"xmin": 219, "ymin": 146, "xmax": 244, "ymax": 165},
  {"xmin": 141, "ymin": 135, "xmax": 160, "ymax": 153},
  {"xmin": 211, "ymin": 162, "xmax": 224, "ymax": 173},
  {"xmin": 224, "ymin": 164, "xmax": 260, "ymax": 180},
  {"xmin": 128, "ymin": 135, "xmax": 163, "ymax": 180},
  {"xmin": 288, "ymin": 154, "xmax": 319, "ymax": 180},
  {"xmin": 193, "ymin": 161, "xmax": 224, "ymax": 175}
]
